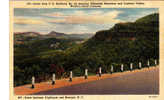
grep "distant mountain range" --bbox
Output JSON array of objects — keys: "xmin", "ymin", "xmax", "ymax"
[
  {"xmin": 14, "ymin": 31, "xmax": 94, "ymax": 39},
  {"xmin": 46, "ymin": 31, "xmax": 66, "ymax": 37},
  {"xmin": 14, "ymin": 32, "xmax": 41, "ymax": 37}
]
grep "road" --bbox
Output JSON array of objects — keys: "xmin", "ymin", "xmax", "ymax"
[{"xmin": 34, "ymin": 67, "xmax": 159, "ymax": 95}]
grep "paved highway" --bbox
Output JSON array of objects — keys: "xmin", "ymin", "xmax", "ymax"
[{"xmin": 34, "ymin": 67, "xmax": 159, "ymax": 95}]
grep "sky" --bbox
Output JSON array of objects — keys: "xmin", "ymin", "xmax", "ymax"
[{"xmin": 14, "ymin": 8, "xmax": 158, "ymax": 35}]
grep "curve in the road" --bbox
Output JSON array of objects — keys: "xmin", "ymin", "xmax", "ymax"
[{"xmin": 34, "ymin": 67, "xmax": 159, "ymax": 95}]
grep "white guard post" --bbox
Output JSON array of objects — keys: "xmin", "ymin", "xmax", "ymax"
[
  {"xmin": 52, "ymin": 73, "xmax": 55, "ymax": 85},
  {"xmin": 121, "ymin": 64, "xmax": 124, "ymax": 72},
  {"xmin": 99, "ymin": 67, "xmax": 102, "ymax": 77},
  {"xmin": 155, "ymin": 59, "xmax": 157, "ymax": 66},
  {"xmin": 130, "ymin": 63, "xmax": 133, "ymax": 71},
  {"xmin": 139, "ymin": 62, "xmax": 142, "ymax": 69},
  {"xmin": 85, "ymin": 69, "xmax": 88, "ymax": 79},
  {"xmin": 147, "ymin": 60, "xmax": 150, "ymax": 68},
  {"xmin": 69, "ymin": 71, "xmax": 72, "ymax": 82},
  {"xmin": 111, "ymin": 65, "xmax": 113, "ymax": 74},
  {"xmin": 32, "ymin": 76, "xmax": 35, "ymax": 89}
]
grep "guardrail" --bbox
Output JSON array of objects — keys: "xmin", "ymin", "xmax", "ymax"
[{"xmin": 30, "ymin": 59, "xmax": 158, "ymax": 89}]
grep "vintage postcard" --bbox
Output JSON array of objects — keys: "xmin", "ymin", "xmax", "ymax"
[{"xmin": 10, "ymin": 0, "xmax": 164, "ymax": 100}]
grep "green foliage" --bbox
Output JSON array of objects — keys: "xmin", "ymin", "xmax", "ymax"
[
  {"xmin": 135, "ymin": 13, "xmax": 159, "ymax": 24},
  {"xmin": 72, "ymin": 67, "xmax": 84, "ymax": 77},
  {"xmin": 14, "ymin": 66, "xmax": 25, "ymax": 86}
]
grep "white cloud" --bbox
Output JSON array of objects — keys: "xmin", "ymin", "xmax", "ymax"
[
  {"xmin": 14, "ymin": 17, "xmax": 47, "ymax": 25},
  {"xmin": 43, "ymin": 12, "xmax": 66, "ymax": 18},
  {"xmin": 14, "ymin": 22, "xmax": 57, "ymax": 35},
  {"xmin": 44, "ymin": 10, "xmax": 124, "ymax": 24},
  {"xmin": 125, "ymin": 10, "xmax": 159, "ymax": 22}
]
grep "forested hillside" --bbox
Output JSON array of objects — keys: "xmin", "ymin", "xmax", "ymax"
[{"xmin": 14, "ymin": 13, "xmax": 159, "ymax": 86}]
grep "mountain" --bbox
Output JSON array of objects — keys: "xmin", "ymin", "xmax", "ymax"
[
  {"xmin": 46, "ymin": 31, "xmax": 94, "ymax": 39},
  {"xmin": 68, "ymin": 33, "xmax": 94, "ymax": 39},
  {"xmin": 14, "ymin": 32, "xmax": 41, "ymax": 44},
  {"xmin": 14, "ymin": 32, "xmax": 41, "ymax": 37},
  {"xmin": 14, "ymin": 31, "xmax": 93, "ymax": 40},
  {"xmin": 135, "ymin": 13, "xmax": 159, "ymax": 24},
  {"xmin": 92, "ymin": 13, "xmax": 159, "ymax": 41},
  {"xmin": 45, "ymin": 31, "xmax": 67, "ymax": 37},
  {"xmin": 62, "ymin": 13, "xmax": 159, "ymax": 74}
]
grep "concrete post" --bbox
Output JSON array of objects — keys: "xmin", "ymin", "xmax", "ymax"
[
  {"xmin": 52, "ymin": 73, "xmax": 55, "ymax": 85},
  {"xmin": 139, "ymin": 62, "xmax": 142, "ymax": 69},
  {"xmin": 111, "ymin": 65, "xmax": 113, "ymax": 74},
  {"xmin": 99, "ymin": 67, "xmax": 102, "ymax": 77},
  {"xmin": 147, "ymin": 60, "xmax": 150, "ymax": 68},
  {"xmin": 130, "ymin": 63, "xmax": 133, "ymax": 71},
  {"xmin": 85, "ymin": 69, "xmax": 88, "ymax": 79},
  {"xmin": 32, "ymin": 76, "xmax": 35, "ymax": 89},
  {"xmin": 155, "ymin": 59, "xmax": 157, "ymax": 66},
  {"xmin": 69, "ymin": 71, "xmax": 72, "ymax": 82},
  {"xmin": 121, "ymin": 64, "xmax": 124, "ymax": 72}
]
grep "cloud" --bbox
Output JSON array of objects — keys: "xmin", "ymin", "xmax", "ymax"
[
  {"xmin": 44, "ymin": 10, "xmax": 124, "ymax": 24},
  {"xmin": 14, "ymin": 17, "xmax": 47, "ymax": 25},
  {"xmin": 43, "ymin": 12, "xmax": 66, "ymax": 18},
  {"xmin": 14, "ymin": 10, "xmax": 123, "ymax": 26},
  {"xmin": 14, "ymin": 8, "xmax": 158, "ymax": 34},
  {"xmin": 14, "ymin": 17, "xmax": 57, "ymax": 34},
  {"xmin": 123, "ymin": 9, "xmax": 159, "ymax": 22}
]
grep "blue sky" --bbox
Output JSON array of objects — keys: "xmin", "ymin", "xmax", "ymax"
[{"xmin": 14, "ymin": 8, "xmax": 158, "ymax": 34}]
